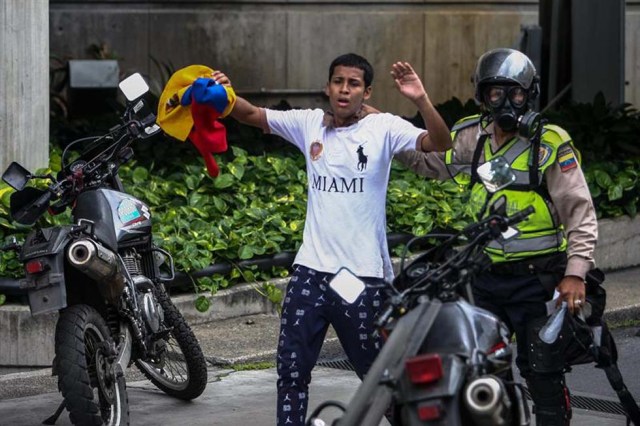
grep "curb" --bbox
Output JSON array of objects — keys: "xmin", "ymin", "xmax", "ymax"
[
  {"xmin": 171, "ymin": 278, "xmax": 287, "ymax": 326},
  {"xmin": 0, "ymin": 279, "xmax": 288, "ymax": 367},
  {"xmin": 603, "ymin": 305, "xmax": 640, "ymax": 326}
]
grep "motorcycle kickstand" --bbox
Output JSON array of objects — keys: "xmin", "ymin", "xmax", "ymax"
[{"xmin": 42, "ymin": 400, "xmax": 65, "ymax": 425}]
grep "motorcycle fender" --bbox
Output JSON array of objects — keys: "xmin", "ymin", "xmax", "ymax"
[
  {"xmin": 396, "ymin": 353, "xmax": 467, "ymax": 403},
  {"xmin": 22, "ymin": 252, "xmax": 68, "ymax": 315},
  {"xmin": 19, "ymin": 227, "xmax": 75, "ymax": 315}
]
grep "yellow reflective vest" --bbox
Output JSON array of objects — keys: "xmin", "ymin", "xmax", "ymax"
[{"xmin": 445, "ymin": 115, "xmax": 580, "ymax": 264}]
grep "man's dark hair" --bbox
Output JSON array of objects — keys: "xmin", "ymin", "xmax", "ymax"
[{"xmin": 329, "ymin": 53, "xmax": 374, "ymax": 87}]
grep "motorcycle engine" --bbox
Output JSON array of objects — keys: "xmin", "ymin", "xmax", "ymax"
[
  {"xmin": 122, "ymin": 250, "xmax": 164, "ymax": 334},
  {"xmin": 140, "ymin": 290, "xmax": 163, "ymax": 333},
  {"xmin": 130, "ymin": 275, "xmax": 164, "ymax": 334}
]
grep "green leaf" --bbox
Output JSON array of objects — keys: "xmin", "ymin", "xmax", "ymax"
[
  {"xmin": 617, "ymin": 172, "xmax": 637, "ymax": 190},
  {"xmin": 624, "ymin": 200, "xmax": 638, "ymax": 217},
  {"xmin": 188, "ymin": 192, "xmax": 205, "ymax": 208},
  {"xmin": 594, "ymin": 170, "xmax": 613, "ymax": 189},
  {"xmin": 212, "ymin": 241, "xmax": 228, "ymax": 251},
  {"xmin": 608, "ymin": 184, "xmax": 623, "ymax": 201},
  {"xmin": 588, "ymin": 184, "xmax": 601, "ymax": 198},
  {"xmin": 228, "ymin": 163, "xmax": 245, "ymax": 180},
  {"xmin": 185, "ymin": 175, "xmax": 199, "ymax": 191},
  {"xmin": 243, "ymin": 270, "xmax": 256, "ymax": 282},
  {"xmin": 210, "ymin": 198, "xmax": 226, "ymax": 213},
  {"xmin": 213, "ymin": 174, "xmax": 235, "ymax": 189},
  {"xmin": 238, "ymin": 245, "xmax": 254, "ymax": 259},
  {"xmin": 174, "ymin": 187, "xmax": 188, "ymax": 198},
  {"xmin": 231, "ymin": 146, "xmax": 248, "ymax": 158},
  {"xmin": 132, "ymin": 167, "xmax": 148, "ymax": 185},
  {"xmin": 195, "ymin": 295, "xmax": 210, "ymax": 312}
]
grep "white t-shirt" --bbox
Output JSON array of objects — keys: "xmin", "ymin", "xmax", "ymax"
[{"xmin": 266, "ymin": 108, "xmax": 425, "ymax": 280}]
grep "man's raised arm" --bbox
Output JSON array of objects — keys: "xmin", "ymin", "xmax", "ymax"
[
  {"xmin": 390, "ymin": 62, "xmax": 451, "ymax": 152},
  {"xmin": 212, "ymin": 70, "xmax": 266, "ymax": 131}
]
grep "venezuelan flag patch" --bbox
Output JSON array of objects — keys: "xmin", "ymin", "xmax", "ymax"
[{"xmin": 558, "ymin": 144, "xmax": 578, "ymax": 172}]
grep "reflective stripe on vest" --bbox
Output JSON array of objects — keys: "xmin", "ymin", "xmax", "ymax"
[
  {"xmin": 487, "ymin": 230, "xmax": 565, "ymax": 253},
  {"xmin": 485, "ymin": 137, "xmax": 544, "ymax": 186},
  {"xmin": 502, "ymin": 137, "xmax": 543, "ymax": 186},
  {"xmin": 447, "ymin": 163, "xmax": 473, "ymax": 176}
]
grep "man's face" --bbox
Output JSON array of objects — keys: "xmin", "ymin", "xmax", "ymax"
[{"xmin": 324, "ymin": 65, "xmax": 372, "ymax": 125}]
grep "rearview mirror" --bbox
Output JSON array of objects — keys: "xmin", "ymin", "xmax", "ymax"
[
  {"xmin": 119, "ymin": 73, "xmax": 149, "ymax": 102},
  {"xmin": 2, "ymin": 162, "xmax": 31, "ymax": 191},
  {"xmin": 476, "ymin": 156, "xmax": 516, "ymax": 193}
]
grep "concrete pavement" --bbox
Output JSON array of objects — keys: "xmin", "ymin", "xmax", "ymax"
[
  {"xmin": 0, "ymin": 365, "xmax": 629, "ymax": 425},
  {"xmin": 0, "ymin": 266, "xmax": 639, "ymax": 425}
]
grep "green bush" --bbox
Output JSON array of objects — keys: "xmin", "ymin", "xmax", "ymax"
[
  {"xmin": 544, "ymin": 93, "xmax": 640, "ymax": 164},
  {"xmin": 544, "ymin": 93, "xmax": 640, "ymax": 218},
  {"xmin": 0, "ymin": 137, "xmax": 471, "ymax": 296},
  {"xmin": 584, "ymin": 160, "xmax": 640, "ymax": 219}
]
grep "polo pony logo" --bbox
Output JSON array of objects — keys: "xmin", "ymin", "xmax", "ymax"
[{"xmin": 356, "ymin": 144, "xmax": 368, "ymax": 171}]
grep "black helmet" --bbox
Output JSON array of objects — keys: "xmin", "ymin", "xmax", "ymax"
[{"xmin": 473, "ymin": 48, "xmax": 539, "ymax": 105}]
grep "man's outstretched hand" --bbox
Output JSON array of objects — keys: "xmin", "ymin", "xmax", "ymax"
[{"xmin": 390, "ymin": 61, "xmax": 427, "ymax": 103}]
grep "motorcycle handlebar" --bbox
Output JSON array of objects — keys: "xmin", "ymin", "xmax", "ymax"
[
  {"xmin": 5, "ymin": 96, "xmax": 158, "ymax": 225},
  {"xmin": 394, "ymin": 206, "xmax": 536, "ymax": 298},
  {"xmin": 469, "ymin": 206, "xmax": 535, "ymax": 237}
]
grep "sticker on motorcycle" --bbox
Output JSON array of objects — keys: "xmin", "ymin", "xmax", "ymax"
[{"xmin": 117, "ymin": 198, "xmax": 148, "ymax": 225}]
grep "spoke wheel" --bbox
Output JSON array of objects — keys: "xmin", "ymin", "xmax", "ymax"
[
  {"xmin": 56, "ymin": 304, "xmax": 130, "ymax": 426},
  {"xmin": 136, "ymin": 289, "xmax": 207, "ymax": 400}
]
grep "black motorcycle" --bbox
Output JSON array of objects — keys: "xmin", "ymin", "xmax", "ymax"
[
  {"xmin": 307, "ymin": 159, "xmax": 533, "ymax": 426},
  {"xmin": 1, "ymin": 73, "xmax": 207, "ymax": 425}
]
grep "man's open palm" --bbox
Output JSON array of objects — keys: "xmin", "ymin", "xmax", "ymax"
[{"xmin": 391, "ymin": 62, "xmax": 426, "ymax": 102}]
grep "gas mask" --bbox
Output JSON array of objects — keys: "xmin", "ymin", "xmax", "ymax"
[{"xmin": 482, "ymin": 85, "xmax": 541, "ymax": 139}]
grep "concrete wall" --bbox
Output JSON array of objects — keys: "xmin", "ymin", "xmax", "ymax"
[
  {"xmin": 0, "ymin": 306, "xmax": 56, "ymax": 367},
  {"xmin": 48, "ymin": 1, "xmax": 640, "ymax": 116},
  {"xmin": 594, "ymin": 215, "xmax": 640, "ymax": 271},
  {"xmin": 626, "ymin": 2, "xmax": 640, "ymax": 106},
  {"xmin": 48, "ymin": 0, "xmax": 537, "ymax": 117},
  {"xmin": 0, "ymin": 1, "xmax": 49, "ymax": 173}
]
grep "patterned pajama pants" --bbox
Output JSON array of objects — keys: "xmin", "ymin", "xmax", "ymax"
[{"xmin": 276, "ymin": 265, "xmax": 385, "ymax": 426}]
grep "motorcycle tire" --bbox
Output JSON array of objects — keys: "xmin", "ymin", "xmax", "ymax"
[
  {"xmin": 136, "ymin": 288, "xmax": 207, "ymax": 400},
  {"xmin": 55, "ymin": 304, "xmax": 130, "ymax": 426}
]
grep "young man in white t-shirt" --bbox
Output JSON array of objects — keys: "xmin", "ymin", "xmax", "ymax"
[{"xmin": 213, "ymin": 53, "xmax": 451, "ymax": 426}]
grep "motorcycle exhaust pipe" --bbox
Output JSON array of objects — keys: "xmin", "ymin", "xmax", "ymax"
[
  {"xmin": 67, "ymin": 239, "xmax": 125, "ymax": 301},
  {"xmin": 464, "ymin": 375, "xmax": 512, "ymax": 426}
]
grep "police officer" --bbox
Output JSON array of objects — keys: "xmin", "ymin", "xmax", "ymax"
[{"xmin": 394, "ymin": 48, "xmax": 598, "ymax": 425}]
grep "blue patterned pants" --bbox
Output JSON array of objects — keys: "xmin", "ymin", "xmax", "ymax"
[{"xmin": 276, "ymin": 265, "xmax": 385, "ymax": 426}]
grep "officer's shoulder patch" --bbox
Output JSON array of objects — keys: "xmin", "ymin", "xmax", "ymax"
[
  {"xmin": 538, "ymin": 143, "xmax": 553, "ymax": 165},
  {"xmin": 557, "ymin": 143, "xmax": 578, "ymax": 172}
]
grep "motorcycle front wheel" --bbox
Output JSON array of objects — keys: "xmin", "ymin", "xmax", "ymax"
[
  {"xmin": 136, "ymin": 288, "xmax": 208, "ymax": 400},
  {"xmin": 56, "ymin": 304, "xmax": 130, "ymax": 426}
]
